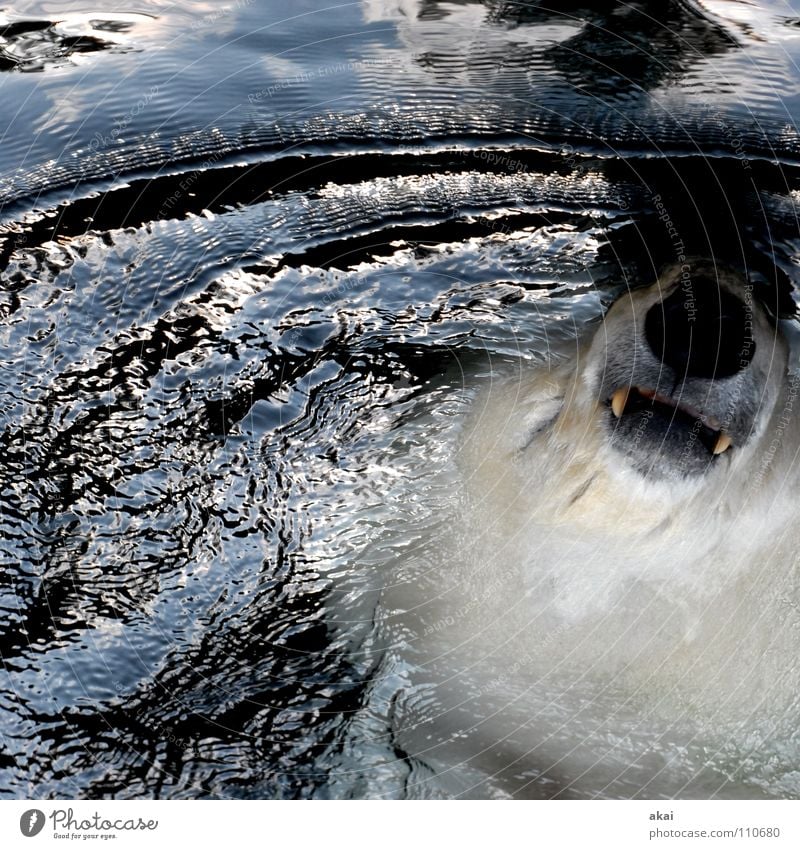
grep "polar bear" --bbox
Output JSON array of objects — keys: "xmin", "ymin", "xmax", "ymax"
[{"xmin": 379, "ymin": 261, "xmax": 800, "ymax": 799}]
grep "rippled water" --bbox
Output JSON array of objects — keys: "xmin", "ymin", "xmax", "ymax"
[{"xmin": 2, "ymin": 0, "xmax": 800, "ymax": 799}]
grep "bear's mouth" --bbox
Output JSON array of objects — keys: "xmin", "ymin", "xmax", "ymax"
[{"xmin": 608, "ymin": 386, "xmax": 732, "ymax": 456}]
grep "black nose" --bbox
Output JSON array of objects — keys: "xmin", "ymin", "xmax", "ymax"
[{"xmin": 644, "ymin": 279, "xmax": 755, "ymax": 379}]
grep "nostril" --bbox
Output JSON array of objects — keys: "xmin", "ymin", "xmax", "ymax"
[{"xmin": 644, "ymin": 281, "xmax": 755, "ymax": 379}]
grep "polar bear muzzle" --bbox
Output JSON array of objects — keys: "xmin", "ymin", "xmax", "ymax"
[{"xmin": 593, "ymin": 264, "xmax": 781, "ymax": 479}]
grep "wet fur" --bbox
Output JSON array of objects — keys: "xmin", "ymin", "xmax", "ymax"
[{"xmin": 381, "ymin": 266, "xmax": 800, "ymax": 799}]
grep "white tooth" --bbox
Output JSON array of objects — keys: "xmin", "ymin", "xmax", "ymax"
[
  {"xmin": 610, "ymin": 387, "xmax": 630, "ymax": 418},
  {"xmin": 713, "ymin": 433, "xmax": 732, "ymax": 455}
]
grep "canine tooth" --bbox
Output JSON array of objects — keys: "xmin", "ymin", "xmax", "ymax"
[
  {"xmin": 610, "ymin": 387, "xmax": 630, "ymax": 418},
  {"xmin": 713, "ymin": 433, "xmax": 732, "ymax": 455}
]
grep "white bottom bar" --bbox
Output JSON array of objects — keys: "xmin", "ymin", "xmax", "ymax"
[{"xmin": 3, "ymin": 799, "xmax": 800, "ymax": 849}]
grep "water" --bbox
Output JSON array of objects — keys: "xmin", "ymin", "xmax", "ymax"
[{"xmin": 1, "ymin": 0, "xmax": 800, "ymax": 799}]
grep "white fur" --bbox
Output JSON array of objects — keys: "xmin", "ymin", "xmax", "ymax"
[{"xmin": 379, "ymin": 285, "xmax": 800, "ymax": 799}]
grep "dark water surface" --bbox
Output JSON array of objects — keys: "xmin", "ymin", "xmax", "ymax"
[{"xmin": 2, "ymin": 0, "xmax": 800, "ymax": 798}]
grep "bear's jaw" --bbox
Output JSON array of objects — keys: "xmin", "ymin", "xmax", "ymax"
[
  {"xmin": 595, "ymin": 380, "xmax": 740, "ymax": 479},
  {"xmin": 608, "ymin": 384, "xmax": 733, "ymax": 457}
]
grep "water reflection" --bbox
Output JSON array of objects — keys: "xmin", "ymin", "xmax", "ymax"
[
  {"xmin": 367, "ymin": 0, "xmax": 739, "ymax": 101},
  {"xmin": 0, "ymin": 12, "xmax": 154, "ymax": 71}
]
